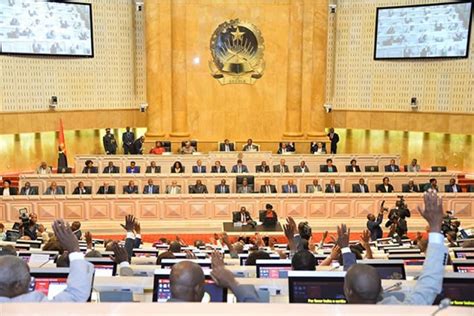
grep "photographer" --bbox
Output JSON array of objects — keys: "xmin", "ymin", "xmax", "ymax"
[
  {"xmin": 16, "ymin": 210, "xmax": 39, "ymax": 240},
  {"xmin": 385, "ymin": 196, "xmax": 411, "ymax": 239},
  {"xmin": 367, "ymin": 202, "xmax": 387, "ymax": 241}
]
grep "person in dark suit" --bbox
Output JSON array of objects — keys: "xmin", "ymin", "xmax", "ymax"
[
  {"xmin": 282, "ymin": 180, "xmax": 298, "ymax": 193},
  {"xmin": 219, "ymin": 139, "xmax": 235, "ymax": 152},
  {"xmin": 346, "ymin": 159, "xmax": 361, "ymax": 172},
  {"xmin": 143, "ymin": 179, "xmax": 159, "ymax": 194},
  {"xmin": 72, "ymin": 181, "xmax": 91, "ymax": 195},
  {"xmin": 189, "ymin": 180, "xmax": 208, "ymax": 194},
  {"xmin": 273, "ymin": 159, "xmax": 289, "ymax": 173},
  {"xmin": 325, "ymin": 179, "xmax": 340, "ymax": 193},
  {"xmin": 261, "ymin": 204, "xmax": 278, "ymax": 227},
  {"xmin": 242, "ymin": 138, "xmax": 258, "ymax": 151},
  {"xmin": 260, "ymin": 179, "xmax": 277, "ymax": 193},
  {"xmin": 231, "ymin": 160, "xmax": 248, "ymax": 173},
  {"xmin": 171, "ymin": 161, "xmax": 184, "ymax": 173},
  {"xmin": 255, "ymin": 161, "xmax": 270, "ymax": 173},
  {"xmin": 146, "ymin": 161, "xmax": 161, "ymax": 174},
  {"xmin": 321, "ymin": 158, "xmax": 338, "ymax": 172},
  {"xmin": 367, "ymin": 206, "xmax": 385, "ymax": 241},
  {"xmin": 211, "ymin": 161, "xmax": 227, "ymax": 173},
  {"xmin": 306, "ymin": 179, "xmax": 323, "ymax": 193},
  {"xmin": 57, "ymin": 144, "xmax": 68, "ymax": 172},
  {"xmin": 132, "ymin": 136, "xmax": 145, "ymax": 155},
  {"xmin": 403, "ymin": 180, "xmax": 419, "ymax": 193},
  {"xmin": 277, "ymin": 143, "xmax": 293, "ymax": 154},
  {"xmin": 122, "ymin": 126, "xmax": 135, "ymax": 155},
  {"xmin": 215, "ymin": 179, "xmax": 230, "ymax": 194},
  {"xmin": 237, "ymin": 178, "xmax": 253, "ymax": 193},
  {"xmin": 82, "ymin": 160, "xmax": 98, "ymax": 174},
  {"xmin": 103, "ymin": 161, "xmax": 120, "ymax": 174},
  {"xmin": 126, "ymin": 161, "xmax": 140, "ymax": 173},
  {"xmin": 192, "ymin": 160, "xmax": 207, "ymax": 173},
  {"xmin": 327, "ymin": 128, "xmax": 339, "ymax": 154},
  {"xmin": 19, "ymin": 182, "xmax": 38, "ymax": 196},
  {"xmin": 384, "ymin": 159, "xmax": 400, "ymax": 172},
  {"xmin": 103, "ymin": 128, "xmax": 117, "ymax": 155},
  {"xmin": 233, "ymin": 206, "xmax": 253, "ymax": 225},
  {"xmin": 311, "ymin": 142, "xmax": 326, "ymax": 154},
  {"xmin": 445, "ymin": 178, "xmax": 462, "ymax": 193},
  {"xmin": 353, "ymin": 178, "xmax": 369, "ymax": 193},
  {"xmin": 0, "ymin": 179, "xmax": 17, "ymax": 196},
  {"xmin": 294, "ymin": 161, "xmax": 310, "ymax": 173},
  {"xmin": 376, "ymin": 177, "xmax": 394, "ymax": 193},
  {"xmin": 123, "ymin": 180, "xmax": 138, "ymax": 194},
  {"xmin": 97, "ymin": 182, "xmax": 115, "ymax": 194}
]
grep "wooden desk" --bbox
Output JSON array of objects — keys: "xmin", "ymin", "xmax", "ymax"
[{"xmin": 223, "ymin": 222, "xmax": 283, "ymax": 233}]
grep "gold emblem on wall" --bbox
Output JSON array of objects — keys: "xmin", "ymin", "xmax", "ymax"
[{"xmin": 209, "ymin": 19, "xmax": 265, "ymax": 85}]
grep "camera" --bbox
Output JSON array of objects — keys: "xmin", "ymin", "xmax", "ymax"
[
  {"xmin": 441, "ymin": 210, "xmax": 459, "ymax": 236},
  {"xmin": 19, "ymin": 208, "xmax": 30, "ymax": 225}
]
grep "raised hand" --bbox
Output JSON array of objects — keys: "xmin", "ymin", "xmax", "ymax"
[
  {"xmin": 336, "ymin": 224, "xmax": 350, "ymax": 248},
  {"xmin": 185, "ymin": 250, "xmax": 197, "ymax": 259},
  {"xmin": 111, "ymin": 242, "xmax": 129, "ymax": 264},
  {"xmin": 85, "ymin": 231, "xmax": 93, "ymax": 249},
  {"xmin": 329, "ymin": 244, "xmax": 341, "ymax": 260},
  {"xmin": 417, "ymin": 191, "xmax": 444, "ymax": 233},
  {"xmin": 220, "ymin": 232, "xmax": 231, "ymax": 246},
  {"xmin": 134, "ymin": 222, "xmax": 141, "ymax": 235},
  {"xmin": 120, "ymin": 214, "xmax": 136, "ymax": 232},
  {"xmin": 360, "ymin": 229, "xmax": 370, "ymax": 244},
  {"xmin": 322, "ymin": 230, "xmax": 329, "ymax": 242},
  {"xmin": 210, "ymin": 251, "xmax": 238, "ymax": 290},
  {"xmin": 52, "ymin": 219, "xmax": 80, "ymax": 253}
]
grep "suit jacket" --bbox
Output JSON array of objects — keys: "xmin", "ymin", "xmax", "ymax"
[
  {"xmin": 242, "ymin": 144, "xmax": 258, "ymax": 151},
  {"xmin": 376, "ymin": 184, "xmax": 394, "ymax": 193},
  {"xmin": 0, "ymin": 187, "xmax": 18, "ymax": 195},
  {"xmin": 123, "ymin": 185, "xmax": 139, "ymax": 194},
  {"xmin": 165, "ymin": 186, "xmax": 182, "ymax": 194},
  {"xmin": 72, "ymin": 187, "xmax": 91, "ymax": 195},
  {"xmin": 44, "ymin": 187, "xmax": 65, "ymax": 195},
  {"xmin": 122, "ymin": 131, "xmax": 135, "ymax": 147},
  {"xmin": 97, "ymin": 186, "xmax": 116, "ymax": 194},
  {"xmin": 171, "ymin": 167, "xmax": 185, "ymax": 174},
  {"xmin": 306, "ymin": 184, "xmax": 323, "ymax": 193},
  {"xmin": 215, "ymin": 184, "xmax": 230, "ymax": 193},
  {"xmin": 143, "ymin": 185, "xmax": 159, "ymax": 194},
  {"xmin": 345, "ymin": 165, "xmax": 361, "ymax": 172},
  {"xmin": 445, "ymin": 184, "xmax": 462, "ymax": 193},
  {"xmin": 237, "ymin": 185, "xmax": 253, "ymax": 193},
  {"xmin": 103, "ymin": 134, "xmax": 117, "ymax": 154},
  {"xmin": 103, "ymin": 166, "xmax": 119, "ymax": 174},
  {"xmin": 407, "ymin": 164, "xmax": 420, "ymax": 172},
  {"xmin": 189, "ymin": 184, "xmax": 208, "ymax": 194},
  {"xmin": 231, "ymin": 165, "xmax": 249, "ymax": 173},
  {"xmin": 192, "ymin": 165, "xmax": 207, "ymax": 173},
  {"xmin": 234, "ymin": 210, "xmax": 253, "ymax": 223},
  {"xmin": 282, "ymin": 184, "xmax": 298, "ymax": 193},
  {"xmin": 126, "ymin": 166, "xmax": 140, "ymax": 173},
  {"xmin": 211, "ymin": 166, "xmax": 227, "ymax": 173},
  {"xmin": 384, "ymin": 164, "xmax": 401, "ymax": 172},
  {"xmin": 20, "ymin": 187, "xmax": 38, "ymax": 196},
  {"xmin": 145, "ymin": 166, "xmax": 161, "ymax": 174},
  {"xmin": 36, "ymin": 167, "xmax": 52, "ymax": 174},
  {"xmin": 260, "ymin": 184, "xmax": 277, "ymax": 193},
  {"xmin": 353, "ymin": 183, "xmax": 369, "ymax": 193},
  {"xmin": 82, "ymin": 167, "xmax": 98, "ymax": 174},
  {"xmin": 321, "ymin": 165, "xmax": 338, "ymax": 173},
  {"xmin": 325, "ymin": 185, "xmax": 340, "ymax": 193},
  {"xmin": 402, "ymin": 184, "xmax": 419, "ymax": 193},
  {"xmin": 310, "ymin": 143, "xmax": 326, "ymax": 154},
  {"xmin": 0, "ymin": 258, "xmax": 94, "ymax": 303},
  {"xmin": 255, "ymin": 165, "xmax": 270, "ymax": 173},
  {"xmin": 277, "ymin": 147, "xmax": 293, "ymax": 154},
  {"xmin": 367, "ymin": 213, "xmax": 383, "ymax": 241},
  {"xmin": 327, "ymin": 132, "xmax": 339, "ymax": 154},
  {"xmin": 273, "ymin": 165, "xmax": 289, "ymax": 173},
  {"xmin": 219, "ymin": 143, "xmax": 235, "ymax": 152},
  {"xmin": 132, "ymin": 139, "xmax": 143, "ymax": 154},
  {"xmin": 294, "ymin": 165, "xmax": 310, "ymax": 173}
]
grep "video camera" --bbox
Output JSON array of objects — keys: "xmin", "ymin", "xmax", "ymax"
[
  {"xmin": 441, "ymin": 210, "xmax": 459, "ymax": 236},
  {"xmin": 388, "ymin": 196, "xmax": 410, "ymax": 221},
  {"xmin": 19, "ymin": 208, "xmax": 30, "ymax": 225}
]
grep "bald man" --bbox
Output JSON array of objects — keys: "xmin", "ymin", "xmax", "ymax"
[
  {"xmin": 169, "ymin": 261, "xmax": 205, "ymax": 302},
  {"xmin": 344, "ymin": 192, "xmax": 448, "ymax": 304},
  {"xmin": 0, "ymin": 219, "xmax": 94, "ymax": 302}
]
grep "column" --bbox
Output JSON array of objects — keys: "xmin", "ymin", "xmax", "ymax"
[
  {"xmin": 169, "ymin": 0, "xmax": 189, "ymax": 137},
  {"xmin": 283, "ymin": 0, "xmax": 304, "ymax": 137},
  {"xmin": 145, "ymin": 0, "xmax": 165, "ymax": 137},
  {"xmin": 307, "ymin": 0, "xmax": 329, "ymax": 137}
]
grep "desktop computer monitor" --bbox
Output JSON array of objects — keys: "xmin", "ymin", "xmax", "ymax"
[
  {"xmin": 288, "ymin": 271, "xmax": 347, "ymax": 304},
  {"xmin": 238, "ymin": 253, "xmax": 280, "ymax": 266},
  {"xmin": 133, "ymin": 248, "xmax": 159, "ymax": 257},
  {"xmin": 256, "ymin": 259, "xmax": 292, "ymax": 279},
  {"xmin": 386, "ymin": 248, "xmax": 421, "ymax": 255},
  {"xmin": 452, "ymin": 260, "xmax": 474, "ymax": 273},
  {"xmin": 17, "ymin": 250, "xmax": 59, "ymax": 263},
  {"xmin": 387, "ymin": 254, "xmax": 425, "ymax": 266},
  {"xmin": 16, "ymin": 239, "xmax": 42, "ymax": 249},
  {"xmin": 435, "ymin": 273, "xmax": 474, "ymax": 307},
  {"xmin": 453, "ymin": 248, "xmax": 474, "ymax": 259},
  {"xmin": 152, "ymin": 269, "xmax": 227, "ymax": 303},
  {"xmin": 357, "ymin": 260, "xmax": 406, "ymax": 280},
  {"xmin": 160, "ymin": 259, "xmax": 212, "ymax": 270},
  {"xmin": 85, "ymin": 258, "xmax": 117, "ymax": 277}
]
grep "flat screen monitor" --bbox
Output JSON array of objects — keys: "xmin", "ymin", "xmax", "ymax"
[
  {"xmin": 288, "ymin": 271, "xmax": 347, "ymax": 304},
  {"xmin": 85, "ymin": 258, "xmax": 116, "ymax": 277},
  {"xmin": 374, "ymin": 1, "xmax": 473, "ymax": 59},
  {"xmin": 357, "ymin": 260, "xmax": 406, "ymax": 280},
  {"xmin": 152, "ymin": 269, "xmax": 227, "ymax": 303},
  {"xmin": 160, "ymin": 259, "xmax": 212, "ymax": 270},
  {"xmin": 0, "ymin": 0, "xmax": 93, "ymax": 57},
  {"xmin": 452, "ymin": 259, "xmax": 474, "ymax": 273},
  {"xmin": 16, "ymin": 239, "xmax": 41, "ymax": 249},
  {"xmin": 238, "ymin": 253, "xmax": 280, "ymax": 266},
  {"xmin": 387, "ymin": 254, "xmax": 425, "ymax": 265},
  {"xmin": 18, "ymin": 250, "xmax": 58, "ymax": 263},
  {"xmin": 132, "ymin": 248, "xmax": 159, "ymax": 257},
  {"xmin": 436, "ymin": 273, "xmax": 474, "ymax": 307},
  {"xmin": 256, "ymin": 259, "xmax": 292, "ymax": 279},
  {"xmin": 453, "ymin": 248, "xmax": 474, "ymax": 259},
  {"xmin": 172, "ymin": 252, "xmax": 207, "ymax": 259},
  {"xmin": 386, "ymin": 248, "xmax": 421, "ymax": 255}
]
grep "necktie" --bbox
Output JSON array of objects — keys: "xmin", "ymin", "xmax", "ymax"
[
  {"xmin": 104, "ymin": 187, "xmax": 108, "ymax": 194},
  {"xmin": 25, "ymin": 189, "xmax": 29, "ymax": 195},
  {"xmin": 221, "ymin": 186, "xmax": 224, "ymax": 193},
  {"xmin": 109, "ymin": 168, "xmax": 112, "ymax": 174},
  {"xmin": 149, "ymin": 186, "xmax": 152, "ymax": 194},
  {"xmin": 238, "ymin": 166, "xmax": 241, "ymax": 173},
  {"xmin": 241, "ymin": 213, "xmax": 245, "ymax": 222},
  {"xmin": 332, "ymin": 186, "xmax": 335, "ymax": 193},
  {"xmin": 361, "ymin": 185, "xmax": 365, "ymax": 193},
  {"xmin": 289, "ymin": 186, "xmax": 292, "ymax": 193}
]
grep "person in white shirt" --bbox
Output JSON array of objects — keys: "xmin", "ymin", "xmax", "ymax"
[
  {"xmin": 166, "ymin": 181, "xmax": 181, "ymax": 194},
  {"xmin": 36, "ymin": 162, "xmax": 52, "ymax": 174},
  {"xmin": 407, "ymin": 158, "xmax": 420, "ymax": 172}
]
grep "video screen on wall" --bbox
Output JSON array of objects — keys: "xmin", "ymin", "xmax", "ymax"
[
  {"xmin": 0, "ymin": 0, "xmax": 93, "ymax": 57},
  {"xmin": 374, "ymin": 1, "xmax": 473, "ymax": 59}
]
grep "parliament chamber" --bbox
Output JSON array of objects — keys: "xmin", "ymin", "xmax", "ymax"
[{"xmin": 1, "ymin": 0, "xmax": 474, "ymax": 313}]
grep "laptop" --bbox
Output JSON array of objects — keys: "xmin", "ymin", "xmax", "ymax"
[
  {"xmin": 357, "ymin": 260, "xmax": 406, "ymax": 280},
  {"xmin": 288, "ymin": 271, "xmax": 347, "ymax": 304},
  {"xmin": 85, "ymin": 258, "xmax": 117, "ymax": 277},
  {"xmin": 256, "ymin": 259, "xmax": 292, "ymax": 279},
  {"xmin": 452, "ymin": 259, "xmax": 474, "ymax": 273},
  {"xmin": 152, "ymin": 269, "xmax": 227, "ymax": 303}
]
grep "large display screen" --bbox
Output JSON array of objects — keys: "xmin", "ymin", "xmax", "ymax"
[
  {"xmin": 0, "ymin": 0, "xmax": 93, "ymax": 57},
  {"xmin": 374, "ymin": 1, "xmax": 472, "ymax": 59}
]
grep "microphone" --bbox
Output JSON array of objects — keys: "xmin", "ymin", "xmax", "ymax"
[
  {"xmin": 383, "ymin": 281, "xmax": 402, "ymax": 292},
  {"xmin": 431, "ymin": 298, "xmax": 451, "ymax": 316}
]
